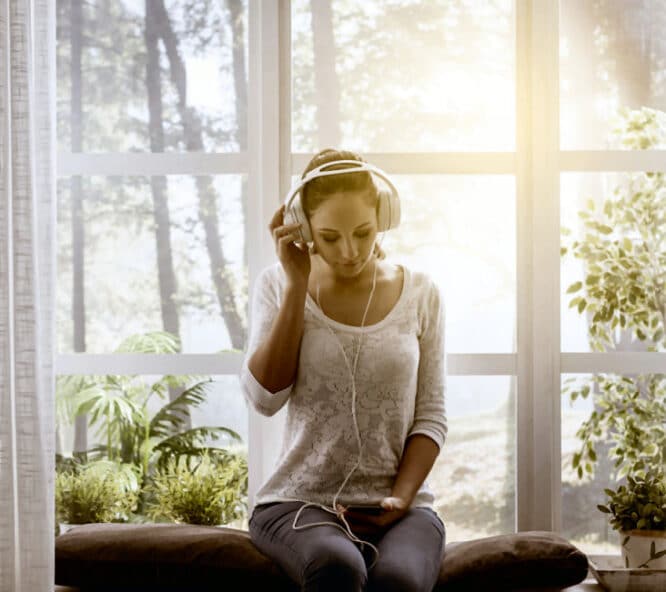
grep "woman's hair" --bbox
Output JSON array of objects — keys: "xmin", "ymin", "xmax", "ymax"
[{"xmin": 301, "ymin": 148, "xmax": 386, "ymax": 259}]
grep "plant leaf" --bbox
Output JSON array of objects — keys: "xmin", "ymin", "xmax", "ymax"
[{"xmin": 149, "ymin": 380, "xmax": 214, "ymax": 438}]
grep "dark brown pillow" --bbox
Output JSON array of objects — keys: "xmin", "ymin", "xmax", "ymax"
[
  {"xmin": 435, "ymin": 530, "xmax": 589, "ymax": 591},
  {"xmin": 56, "ymin": 523, "xmax": 298, "ymax": 592},
  {"xmin": 56, "ymin": 524, "xmax": 588, "ymax": 592}
]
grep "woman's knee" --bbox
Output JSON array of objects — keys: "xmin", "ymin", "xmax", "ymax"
[
  {"xmin": 302, "ymin": 541, "xmax": 367, "ymax": 590},
  {"xmin": 369, "ymin": 564, "xmax": 433, "ymax": 592}
]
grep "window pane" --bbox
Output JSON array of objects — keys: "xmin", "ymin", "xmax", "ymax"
[
  {"xmin": 56, "ymin": 0, "xmax": 248, "ymax": 152},
  {"xmin": 56, "ymin": 374, "xmax": 248, "ymax": 529},
  {"xmin": 292, "ymin": 0, "xmax": 516, "ymax": 152},
  {"xmin": 432, "ymin": 375, "xmax": 516, "ymax": 540},
  {"xmin": 561, "ymin": 373, "xmax": 632, "ymax": 555},
  {"xmin": 290, "ymin": 173, "xmax": 516, "ymax": 353},
  {"xmin": 57, "ymin": 175, "xmax": 247, "ymax": 353},
  {"xmin": 388, "ymin": 175, "xmax": 516, "ymax": 353},
  {"xmin": 561, "ymin": 172, "xmax": 666, "ymax": 353},
  {"xmin": 560, "ymin": 0, "xmax": 666, "ymax": 150}
]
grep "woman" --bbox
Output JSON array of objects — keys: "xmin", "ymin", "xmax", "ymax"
[{"xmin": 240, "ymin": 148, "xmax": 447, "ymax": 592}]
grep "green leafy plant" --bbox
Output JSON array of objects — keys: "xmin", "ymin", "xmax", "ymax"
[
  {"xmin": 55, "ymin": 331, "xmax": 243, "ymax": 514},
  {"xmin": 55, "ymin": 459, "xmax": 140, "ymax": 526},
  {"xmin": 143, "ymin": 449, "xmax": 248, "ymax": 526},
  {"xmin": 561, "ymin": 106, "xmax": 666, "ymax": 482},
  {"xmin": 597, "ymin": 468, "xmax": 666, "ymax": 532}
]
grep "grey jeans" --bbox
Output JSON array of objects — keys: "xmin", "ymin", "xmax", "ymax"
[{"xmin": 248, "ymin": 501, "xmax": 446, "ymax": 592}]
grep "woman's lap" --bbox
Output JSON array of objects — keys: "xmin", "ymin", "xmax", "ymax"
[
  {"xmin": 249, "ymin": 501, "xmax": 446, "ymax": 592},
  {"xmin": 368, "ymin": 506, "xmax": 445, "ymax": 592}
]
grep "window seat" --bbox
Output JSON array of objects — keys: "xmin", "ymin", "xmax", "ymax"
[{"xmin": 55, "ymin": 523, "xmax": 589, "ymax": 591}]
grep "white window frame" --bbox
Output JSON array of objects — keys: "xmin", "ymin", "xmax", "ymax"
[{"xmin": 56, "ymin": 0, "xmax": 666, "ymax": 530}]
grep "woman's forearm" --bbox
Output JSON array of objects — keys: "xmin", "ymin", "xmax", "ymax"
[
  {"xmin": 247, "ymin": 284, "xmax": 307, "ymax": 393},
  {"xmin": 391, "ymin": 434, "xmax": 440, "ymax": 504}
]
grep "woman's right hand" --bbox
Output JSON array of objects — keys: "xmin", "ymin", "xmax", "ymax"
[{"xmin": 269, "ymin": 204, "xmax": 311, "ymax": 290}]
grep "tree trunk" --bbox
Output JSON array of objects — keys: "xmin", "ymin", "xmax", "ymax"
[
  {"xmin": 71, "ymin": 0, "xmax": 88, "ymax": 456},
  {"xmin": 610, "ymin": 0, "xmax": 652, "ymax": 108},
  {"xmin": 226, "ymin": 0, "xmax": 248, "ymax": 150},
  {"xmin": 145, "ymin": 0, "xmax": 181, "ymax": 342},
  {"xmin": 145, "ymin": 0, "xmax": 189, "ymax": 421},
  {"xmin": 224, "ymin": 0, "xmax": 249, "ymax": 280},
  {"xmin": 152, "ymin": 0, "xmax": 246, "ymax": 349},
  {"xmin": 311, "ymin": 0, "xmax": 340, "ymax": 147}
]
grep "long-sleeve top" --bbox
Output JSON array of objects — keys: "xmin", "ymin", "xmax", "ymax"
[{"xmin": 239, "ymin": 262, "xmax": 447, "ymax": 510}]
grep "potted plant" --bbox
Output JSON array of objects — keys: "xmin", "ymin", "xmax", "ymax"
[
  {"xmin": 597, "ymin": 468, "xmax": 666, "ymax": 568},
  {"xmin": 561, "ymin": 106, "xmax": 666, "ymax": 487},
  {"xmin": 560, "ymin": 106, "xmax": 666, "ymax": 553},
  {"xmin": 55, "ymin": 459, "xmax": 140, "ymax": 535},
  {"xmin": 143, "ymin": 449, "xmax": 248, "ymax": 527}
]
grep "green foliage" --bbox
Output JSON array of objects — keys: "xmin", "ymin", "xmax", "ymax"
[
  {"xmin": 597, "ymin": 468, "xmax": 666, "ymax": 532},
  {"xmin": 55, "ymin": 459, "xmax": 140, "ymax": 525},
  {"xmin": 561, "ymin": 106, "xmax": 666, "ymax": 483},
  {"xmin": 143, "ymin": 450, "xmax": 248, "ymax": 526},
  {"xmin": 55, "ymin": 331, "xmax": 245, "ymax": 523},
  {"xmin": 56, "ymin": 331, "xmax": 242, "ymax": 482}
]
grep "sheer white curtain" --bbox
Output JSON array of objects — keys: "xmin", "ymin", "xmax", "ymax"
[{"xmin": 0, "ymin": 1, "xmax": 56, "ymax": 591}]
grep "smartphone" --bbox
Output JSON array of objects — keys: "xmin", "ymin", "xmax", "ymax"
[{"xmin": 344, "ymin": 504, "xmax": 386, "ymax": 515}]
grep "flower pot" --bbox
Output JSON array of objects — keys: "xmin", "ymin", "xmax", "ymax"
[{"xmin": 620, "ymin": 529, "xmax": 666, "ymax": 569}]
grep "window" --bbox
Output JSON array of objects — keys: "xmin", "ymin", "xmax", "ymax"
[
  {"xmin": 56, "ymin": 0, "xmax": 250, "ymax": 527},
  {"xmin": 56, "ymin": 0, "xmax": 666, "ymax": 543},
  {"xmin": 560, "ymin": 0, "xmax": 666, "ymax": 553}
]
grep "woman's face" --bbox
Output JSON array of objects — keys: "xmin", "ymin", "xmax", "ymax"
[{"xmin": 308, "ymin": 190, "xmax": 378, "ymax": 279}]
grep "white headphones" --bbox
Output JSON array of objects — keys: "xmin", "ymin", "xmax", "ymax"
[{"xmin": 282, "ymin": 159, "xmax": 401, "ymax": 243}]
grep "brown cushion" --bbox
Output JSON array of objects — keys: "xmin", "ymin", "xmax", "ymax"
[
  {"xmin": 56, "ymin": 523, "xmax": 298, "ymax": 592},
  {"xmin": 435, "ymin": 530, "xmax": 589, "ymax": 591},
  {"xmin": 56, "ymin": 524, "xmax": 588, "ymax": 592}
]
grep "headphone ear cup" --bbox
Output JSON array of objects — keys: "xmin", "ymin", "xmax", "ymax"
[
  {"xmin": 284, "ymin": 194, "xmax": 313, "ymax": 243},
  {"xmin": 376, "ymin": 189, "xmax": 401, "ymax": 232}
]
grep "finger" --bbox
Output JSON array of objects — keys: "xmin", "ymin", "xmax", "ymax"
[
  {"xmin": 275, "ymin": 229, "xmax": 300, "ymax": 244},
  {"xmin": 273, "ymin": 226, "xmax": 297, "ymax": 240},
  {"xmin": 277, "ymin": 234, "xmax": 301, "ymax": 251},
  {"xmin": 268, "ymin": 204, "xmax": 286, "ymax": 230},
  {"xmin": 276, "ymin": 237, "xmax": 295, "ymax": 250},
  {"xmin": 272, "ymin": 223, "xmax": 301, "ymax": 239},
  {"xmin": 381, "ymin": 497, "xmax": 404, "ymax": 511}
]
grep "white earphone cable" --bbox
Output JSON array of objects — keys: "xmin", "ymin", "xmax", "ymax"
[{"xmin": 291, "ymin": 233, "xmax": 387, "ymax": 570}]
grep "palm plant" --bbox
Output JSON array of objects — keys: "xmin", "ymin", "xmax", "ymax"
[{"xmin": 56, "ymin": 331, "xmax": 243, "ymax": 514}]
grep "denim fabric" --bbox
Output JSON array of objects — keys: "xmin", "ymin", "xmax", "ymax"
[{"xmin": 249, "ymin": 501, "xmax": 446, "ymax": 592}]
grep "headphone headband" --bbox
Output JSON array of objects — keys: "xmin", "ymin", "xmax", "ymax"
[
  {"xmin": 282, "ymin": 158, "xmax": 401, "ymax": 244},
  {"xmin": 284, "ymin": 159, "xmax": 399, "ymax": 214}
]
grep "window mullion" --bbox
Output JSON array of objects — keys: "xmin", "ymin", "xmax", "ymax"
[
  {"xmin": 246, "ymin": 0, "xmax": 291, "ymax": 515},
  {"xmin": 516, "ymin": 0, "xmax": 562, "ymax": 533}
]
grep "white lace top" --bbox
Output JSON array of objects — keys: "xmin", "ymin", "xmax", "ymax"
[{"xmin": 240, "ymin": 262, "xmax": 447, "ymax": 510}]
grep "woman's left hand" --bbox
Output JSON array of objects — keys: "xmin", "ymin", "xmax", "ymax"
[{"xmin": 338, "ymin": 496, "xmax": 410, "ymax": 536}]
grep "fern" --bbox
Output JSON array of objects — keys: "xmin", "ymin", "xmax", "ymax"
[
  {"xmin": 144, "ymin": 451, "xmax": 248, "ymax": 526},
  {"xmin": 153, "ymin": 426, "xmax": 241, "ymax": 472},
  {"xmin": 149, "ymin": 379, "xmax": 214, "ymax": 437}
]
